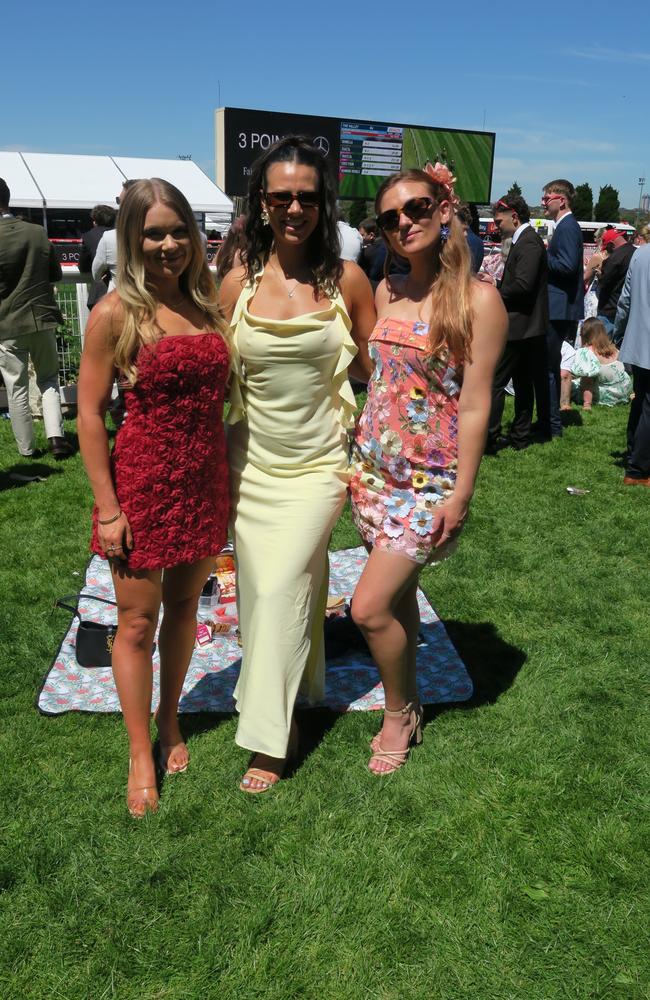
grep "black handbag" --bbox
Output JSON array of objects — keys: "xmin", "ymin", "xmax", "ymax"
[{"xmin": 55, "ymin": 593, "xmax": 118, "ymax": 668}]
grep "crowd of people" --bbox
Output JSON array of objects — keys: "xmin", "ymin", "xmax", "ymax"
[
  {"xmin": 477, "ymin": 181, "xmax": 643, "ymax": 477},
  {"xmin": 1, "ymin": 140, "xmax": 648, "ymax": 817}
]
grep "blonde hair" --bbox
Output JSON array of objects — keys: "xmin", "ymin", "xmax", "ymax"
[
  {"xmin": 636, "ymin": 225, "xmax": 650, "ymax": 244},
  {"xmin": 377, "ymin": 169, "xmax": 474, "ymax": 365},
  {"xmin": 543, "ymin": 178, "xmax": 576, "ymax": 210},
  {"xmin": 581, "ymin": 317, "xmax": 616, "ymax": 358},
  {"xmin": 114, "ymin": 178, "xmax": 230, "ymax": 384}
]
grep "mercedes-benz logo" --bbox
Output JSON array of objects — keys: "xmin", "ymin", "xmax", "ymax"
[{"xmin": 313, "ymin": 136, "xmax": 330, "ymax": 157}]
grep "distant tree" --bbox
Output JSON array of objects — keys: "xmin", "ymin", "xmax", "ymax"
[
  {"xmin": 573, "ymin": 183, "xmax": 593, "ymax": 221},
  {"xmin": 594, "ymin": 185, "xmax": 620, "ymax": 222},
  {"xmin": 347, "ymin": 200, "xmax": 368, "ymax": 230},
  {"xmin": 507, "ymin": 181, "xmax": 522, "ymax": 197}
]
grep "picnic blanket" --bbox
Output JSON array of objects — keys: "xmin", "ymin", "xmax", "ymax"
[{"xmin": 37, "ymin": 547, "xmax": 472, "ymax": 716}]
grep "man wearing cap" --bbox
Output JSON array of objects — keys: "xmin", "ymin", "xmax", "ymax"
[
  {"xmin": 485, "ymin": 193, "xmax": 549, "ymax": 452},
  {"xmin": 597, "ymin": 229, "xmax": 635, "ymax": 339}
]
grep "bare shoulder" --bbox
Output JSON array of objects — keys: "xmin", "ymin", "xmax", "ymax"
[
  {"xmin": 84, "ymin": 291, "xmax": 123, "ymax": 347},
  {"xmin": 340, "ymin": 259, "xmax": 366, "ymax": 288},
  {"xmin": 470, "ymin": 276, "xmax": 502, "ymax": 313},
  {"xmin": 218, "ymin": 265, "xmax": 248, "ymax": 314},
  {"xmin": 220, "ymin": 264, "xmax": 248, "ymax": 293},
  {"xmin": 374, "ymin": 278, "xmax": 390, "ymax": 311},
  {"xmin": 376, "ymin": 273, "xmax": 407, "ymax": 310},
  {"xmin": 340, "ymin": 259, "xmax": 373, "ymax": 306}
]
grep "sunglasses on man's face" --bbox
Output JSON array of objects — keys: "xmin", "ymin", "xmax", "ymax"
[
  {"xmin": 541, "ymin": 193, "xmax": 563, "ymax": 205},
  {"xmin": 263, "ymin": 190, "xmax": 320, "ymax": 209},
  {"xmin": 376, "ymin": 196, "xmax": 435, "ymax": 233}
]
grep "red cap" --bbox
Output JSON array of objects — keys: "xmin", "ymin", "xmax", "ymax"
[{"xmin": 601, "ymin": 229, "xmax": 621, "ymax": 248}]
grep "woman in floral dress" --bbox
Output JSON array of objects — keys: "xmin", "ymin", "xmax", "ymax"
[{"xmin": 349, "ymin": 166, "xmax": 508, "ymax": 774}]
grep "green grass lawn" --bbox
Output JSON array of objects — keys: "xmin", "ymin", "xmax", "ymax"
[{"xmin": 1, "ymin": 404, "xmax": 649, "ymax": 1000}]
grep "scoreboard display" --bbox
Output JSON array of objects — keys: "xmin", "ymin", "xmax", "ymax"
[{"xmin": 216, "ymin": 108, "xmax": 495, "ymax": 203}]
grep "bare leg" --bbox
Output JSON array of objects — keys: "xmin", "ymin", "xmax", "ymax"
[
  {"xmin": 110, "ymin": 562, "xmax": 162, "ymax": 816},
  {"xmin": 581, "ymin": 377, "xmax": 595, "ymax": 410},
  {"xmin": 560, "ymin": 370, "xmax": 572, "ymax": 410},
  {"xmin": 395, "ymin": 582, "xmax": 421, "ymax": 703},
  {"xmin": 351, "ymin": 549, "xmax": 422, "ymax": 774},
  {"xmin": 156, "ymin": 556, "xmax": 215, "ymax": 772}
]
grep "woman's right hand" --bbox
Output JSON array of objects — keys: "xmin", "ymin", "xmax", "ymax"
[{"xmin": 98, "ymin": 511, "xmax": 133, "ymax": 561}]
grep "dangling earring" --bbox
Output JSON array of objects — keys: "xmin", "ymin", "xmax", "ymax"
[
  {"xmin": 440, "ymin": 224, "xmax": 450, "ymax": 244},
  {"xmin": 261, "ymin": 207, "xmax": 270, "ymax": 226}
]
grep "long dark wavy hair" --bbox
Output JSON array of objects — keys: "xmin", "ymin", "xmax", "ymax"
[{"xmin": 243, "ymin": 135, "xmax": 343, "ymax": 294}]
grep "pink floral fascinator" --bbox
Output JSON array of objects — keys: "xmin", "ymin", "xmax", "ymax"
[{"xmin": 423, "ymin": 161, "xmax": 459, "ymax": 206}]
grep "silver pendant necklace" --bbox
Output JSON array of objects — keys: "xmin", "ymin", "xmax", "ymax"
[{"xmin": 271, "ymin": 258, "xmax": 302, "ymax": 298}]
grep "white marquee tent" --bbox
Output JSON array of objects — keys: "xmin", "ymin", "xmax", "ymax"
[{"xmin": 0, "ymin": 151, "xmax": 233, "ymax": 221}]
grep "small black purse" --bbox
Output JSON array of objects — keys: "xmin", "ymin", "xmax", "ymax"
[{"xmin": 55, "ymin": 593, "xmax": 118, "ymax": 668}]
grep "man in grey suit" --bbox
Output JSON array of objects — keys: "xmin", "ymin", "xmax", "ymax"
[
  {"xmin": 0, "ymin": 178, "xmax": 72, "ymax": 458},
  {"xmin": 614, "ymin": 244, "xmax": 650, "ymax": 485}
]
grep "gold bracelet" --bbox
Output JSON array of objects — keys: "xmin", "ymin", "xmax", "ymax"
[{"xmin": 98, "ymin": 510, "xmax": 122, "ymax": 525}]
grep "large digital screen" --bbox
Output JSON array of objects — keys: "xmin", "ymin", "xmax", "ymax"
[{"xmin": 216, "ymin": 108, "xmax": 495, "ymax": 203}]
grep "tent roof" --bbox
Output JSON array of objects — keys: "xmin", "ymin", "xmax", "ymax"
[
  {"xmin": 0, "ymin": 151, "xmax": 44, "ymax": 208},
  {"xmin": 1, "ymin": 151, "xmax": 232, "ymax": 213},
  {"xmin": 113, "ymin": 157, "xmax": 232, "ymax": 212}
]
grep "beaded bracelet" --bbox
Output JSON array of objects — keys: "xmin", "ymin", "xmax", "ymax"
[{"xmin": 98, "ymin": 510, "xmax": 122, "ymax": 525}]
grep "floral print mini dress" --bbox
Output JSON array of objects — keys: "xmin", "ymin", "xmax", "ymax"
[{"xmin": 350, "ymin": 317, "xmax": 461, "ymax": 565}]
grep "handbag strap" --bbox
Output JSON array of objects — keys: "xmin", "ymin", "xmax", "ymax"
[{"xmin": 55, "ymin": 592, "xmax": 118, "ymax": 619}]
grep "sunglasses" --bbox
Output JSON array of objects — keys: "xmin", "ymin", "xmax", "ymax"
[
  {"xmin": 541, "ymin": 193, "xmax": 564, "ymax": 204},
  {"xmin": 376, "ymin": 196, "xmax": 435, "ymax": 232},
  {"xmin": 494, "ymin": 199, "xmax": 511, "ymax": 211},
  {"xmin": 263, "ymin": 190, "xmax": 320, "ymax": 209}
]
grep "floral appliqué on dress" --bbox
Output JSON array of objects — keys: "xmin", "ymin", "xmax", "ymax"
[{"xmin": 350, "ymin": 318, "xmax": 461, "ymax": 564}]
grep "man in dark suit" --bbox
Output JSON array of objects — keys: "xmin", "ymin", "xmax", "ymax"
[
  {"xmin": 542, "ymin": 179, "xmax": 585, "ymax": 438},
  {"xmin": 486, "ymin": 194, "xmax": 549, "ymax": 451},
  {"xmin": 79, "ymin": 204, "xmax": 116, "ymax": 309},
  {"xmin": 0, "ymin": 177, "xmax": 72, "ymax": 458},
  {"xmin": 358, "ymin": 218, "xmax": 387, "ymax": 288}
]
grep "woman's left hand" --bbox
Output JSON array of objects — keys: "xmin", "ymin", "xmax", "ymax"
[{"xmin": 430, "ymin": 495, "xmax": 470, "ymax": 548}]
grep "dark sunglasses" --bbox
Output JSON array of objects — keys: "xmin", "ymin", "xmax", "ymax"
[
  {"xmin": 376, "ymin": 196, "xmax": 435, "ymax": 232},
  {"xmin": 263, "ymin": 190, "xmax": 320, "ymax": 209}
]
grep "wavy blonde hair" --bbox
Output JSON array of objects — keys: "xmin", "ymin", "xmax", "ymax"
[
  {"xmin": 377, "ymin": 169, "xmax": 474, "ymax": 365},
  {"xmin": 114, "ymin": 178, "xmax": 230, "ymax": 384}
]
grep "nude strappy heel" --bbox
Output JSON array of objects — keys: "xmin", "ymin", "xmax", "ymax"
[{"xmin": 368, "ymin": 701, "xmax": 423, "ymax": 775}]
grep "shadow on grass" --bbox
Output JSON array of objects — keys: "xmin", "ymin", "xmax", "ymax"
[
  {"xmin": 424, "ymin": 619, "xmax": 526, "ymax": 724},
  {"xmin": 287, "ymin": 619, "xmax": 526, "ymax": 770},
  {"xmin": 561, "ymin": 409, "xmax": 583, "ymax": 428},
  {"xmin": 610, "ymin": 449, "xmax": 627, "ymax": 470},
  {"xmin": 0, "ymin": 461, "xmax": 63, "ymax": 492}
]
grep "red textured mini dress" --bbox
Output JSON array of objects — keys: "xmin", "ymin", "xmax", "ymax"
[{"xmin": 91, "ymin": 332, "xmax": 230, "ymax": 570}]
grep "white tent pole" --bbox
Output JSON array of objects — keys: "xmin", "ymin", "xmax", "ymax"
[{"xmin": 19, "ymin": 152, "xmax": 48, "ymax": 231}]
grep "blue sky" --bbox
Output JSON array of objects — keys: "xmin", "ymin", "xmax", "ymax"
[{"xmin": 3, "ymin": 0, "xmax": 649, "ymax": 208}]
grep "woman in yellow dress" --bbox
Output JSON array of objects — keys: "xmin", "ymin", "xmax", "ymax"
[{"xmin": 219, "ymin": 136, "xmax": 374, "ymax": 792}]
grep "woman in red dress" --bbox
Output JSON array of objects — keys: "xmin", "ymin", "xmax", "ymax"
[{"xmin": 78, "ymin": 179, "xmax": 230, "ymax": 817}]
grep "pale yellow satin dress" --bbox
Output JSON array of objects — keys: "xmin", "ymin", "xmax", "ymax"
[{"xmin": 228, "ymin": 268, "xmax": 357, "ymax": 758}]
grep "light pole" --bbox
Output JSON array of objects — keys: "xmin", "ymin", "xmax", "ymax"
[{"xmin": 637, "ymin": 176, "xmax": 645, "ymax": 226}]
